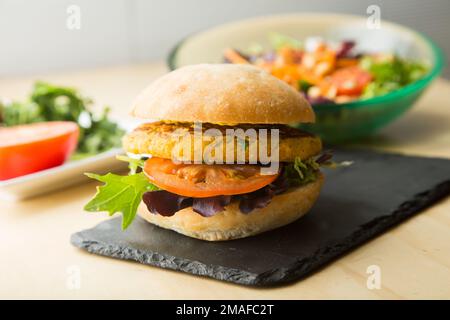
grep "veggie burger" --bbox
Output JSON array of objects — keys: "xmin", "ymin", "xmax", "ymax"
[{"xmin": 85, "ymin": 64, "xmax": 329, "ymax": 241}]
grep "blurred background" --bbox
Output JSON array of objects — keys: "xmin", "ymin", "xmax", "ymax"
[{"xmin": 0, "ymin": 0, "xmax": 449, "ymax": 78}]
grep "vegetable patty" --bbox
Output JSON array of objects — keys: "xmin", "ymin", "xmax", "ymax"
[{"xmin": 123, "ymin": 121, "xmax": 322, "ymax": 162}]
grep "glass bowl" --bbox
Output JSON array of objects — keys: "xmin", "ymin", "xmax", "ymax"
[{"xmin": 167, "ymin": 13, "xmax": 444, "ymax": 143}]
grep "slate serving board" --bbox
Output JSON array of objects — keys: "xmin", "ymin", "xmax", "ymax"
[{"xmin": 71, "ymin": 149, "xmax": 450, "ymax": 286}]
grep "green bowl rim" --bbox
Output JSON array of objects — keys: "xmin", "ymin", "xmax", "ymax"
[
  {"xmin": 167, "ymin": 18, "xmax": 445, "ymax": 111},
  {"xmin": 167, "ymin": 37, "xmax": 185, "ymax": 71}
]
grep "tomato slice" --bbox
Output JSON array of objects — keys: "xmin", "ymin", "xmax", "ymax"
[
  {"xmin": 328, "ymin": 66, "xmax": 372, "ymax": 96},
  {"xmin": 0, "ymin": 121, "xmax": 79, "ymax": 180},
  {"xmin": 143, "ymin": 157, "xmax": 279, "ymax": 198}
]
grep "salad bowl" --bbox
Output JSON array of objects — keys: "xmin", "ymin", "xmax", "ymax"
[{"xmin": 168, "ymin": 13, "xmax": 444, "ymax": 143}]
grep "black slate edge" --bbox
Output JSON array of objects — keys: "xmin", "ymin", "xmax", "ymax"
[
  {"xmin": 253, "ymin": 180, "xmax": 450, "ymax": 286},
  {"xmin": 71, "ymin": 180, "xmax": 450, "ymax": 287},
  {"xmin": 70, "ymin": 234, "xmax": 260, "ymax": 285}
]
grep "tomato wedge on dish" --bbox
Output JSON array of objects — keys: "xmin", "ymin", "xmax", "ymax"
[
  {"xmin": 143, "ymin": 157, "xmax": 279, "ymax": 198},
  {"xmin": 327, "ymin": 66, "xmax": 372, "ymax": 96},
  {"xmin": 0, "ymin": 121, "xmax": 79, "ymax": 180}
]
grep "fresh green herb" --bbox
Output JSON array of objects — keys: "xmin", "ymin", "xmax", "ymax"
[
  {"xmin": 298, "ymin": 79, "xmax": 313, "ymax": 92},
  {"xmin": 360, "ymin": 56, "xmax": 428, "ymax": 99},
  {"xmin": 0, "ymin": 100, "xmax": 42, "ymax": 124},
  {"xmin": 84, "ymin": 172, "xmax": 160, "ymax": 229},
  {"xmin": 84, "ymin": 156, "xmax": 156, "ymax": 229},
  {"xmin": 0, "ymin": 82, "xmax": 124, "ymax": 157}
]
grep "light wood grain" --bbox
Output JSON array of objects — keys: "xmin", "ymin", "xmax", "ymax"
[{"xmin": 0, "ymin": 62, "xmax": 449, "ymax": 299}]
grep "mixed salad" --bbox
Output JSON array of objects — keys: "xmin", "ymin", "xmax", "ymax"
[
  {"xmin": 0, "ymin": 82, "xmax": 124, "ymax": 158},
  {"xmin": 224, "ymin": 33, "xmax": 429, "ymax": 105},
  {"xmin": 0, "ymin": 82, "xmax": 124, "ymax": 180}
]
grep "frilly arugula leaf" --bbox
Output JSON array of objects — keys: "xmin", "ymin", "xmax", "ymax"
[{"xmin": 84, "ymin": 172, "xmax": 159, "ymax": 229}]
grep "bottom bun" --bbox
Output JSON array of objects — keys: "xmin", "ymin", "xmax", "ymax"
[{"xmin": 138, "ymin": 172, "xmax": 324, "ymax": 241}]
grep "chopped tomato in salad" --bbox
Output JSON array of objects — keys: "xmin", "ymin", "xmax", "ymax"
[
  {"xmin": 320, "ymin": 66, "xmax": 372, "ymax": 98},
  {"xmin": 224, "ymin": 35, "xmax": 428, "ymax": 105}
]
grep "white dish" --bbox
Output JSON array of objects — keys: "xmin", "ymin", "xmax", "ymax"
[{"xmin": 0, "ymin": 148, "xmax": 127, "ymax": 201}]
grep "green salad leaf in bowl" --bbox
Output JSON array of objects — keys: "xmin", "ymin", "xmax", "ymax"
[{"xmin": 360, "ymin": 55, "xmax": 429, "ymax": 99}]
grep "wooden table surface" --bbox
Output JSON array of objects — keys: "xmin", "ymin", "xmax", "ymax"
[{"xmin": 1, "ymin": 62, "xmax": 449, "ymax": 299}]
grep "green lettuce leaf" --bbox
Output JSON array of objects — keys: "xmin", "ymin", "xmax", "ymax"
[
  {"xmin": 285, "ymin": 158, "xmax": 320, "ymax": 186},
  {"xmin": 360, "ymin": 55, "xmax": 428, "ymax": 99},
  {"xmin": 84, "ymin": 172, "xmax": 159, "ymax": 229}
]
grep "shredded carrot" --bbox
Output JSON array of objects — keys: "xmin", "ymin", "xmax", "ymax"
[
  {"xmin": 336, "ymin": 58, "xmax": 359, "ymax": 68},
  {"xmin": 223, "ymin": 48, "xmax": 249, "ymax": 64},
  {"xmin": 224, "ymin": 36, "xmax": 428, "ymax": 104}
]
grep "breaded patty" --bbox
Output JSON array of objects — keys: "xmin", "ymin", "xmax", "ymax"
[{"xmin": 123, "ymin": 122, "xmax": 322, "ymax": 162}]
